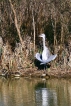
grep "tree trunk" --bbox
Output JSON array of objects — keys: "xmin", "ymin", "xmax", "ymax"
[
  {"xmin": 54, "ymin": 20, "xmax": 57, "ymax": 46},
  {"xmin": 32, "ymin": 8, "xmax": 35, "ymax": 55},
  {"xmin": 9, "ymin": 0, "xmax": 23, "ymax": 44},
  {"xmin": 51, "ymin": 13, "xmax": 57, "ymax": 46},
  {"xmin": 61, "ymin": 23, "xmax": 64, "ymax": 44}
]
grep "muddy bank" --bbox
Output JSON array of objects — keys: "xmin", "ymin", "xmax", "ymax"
[
  {"xmin": 0, "ymin": 67, "xmax": 71, "ymax": 79},
  {"xmin": 21, "ymin": 69, "xmax": 71, "ymax": 79}
]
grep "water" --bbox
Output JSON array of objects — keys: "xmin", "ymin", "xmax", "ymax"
[{"xmin": 0, "ymin": 77, "xmax": 71, "ymax": 106}]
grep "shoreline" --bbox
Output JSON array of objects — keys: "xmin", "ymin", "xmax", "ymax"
[{"xmin": 0, "ymin": 67, "xmax": 71, "ymax": 79}]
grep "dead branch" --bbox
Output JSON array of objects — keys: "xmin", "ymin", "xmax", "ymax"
[{"xmin": 9, "ymin": 0, "xmax": 23, "ymax": 44}]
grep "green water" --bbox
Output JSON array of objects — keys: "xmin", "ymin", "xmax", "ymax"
[{"xmin": 0, "ymin": 77, "xmax": 71, "ymax": 106}]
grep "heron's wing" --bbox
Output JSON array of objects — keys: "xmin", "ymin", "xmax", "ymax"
[
  {"xmin": 35, "ymin": 53, "xmax": 43, "ymax": 62},
  {"xmin": 46, "ymin": 54, "xmax": 57, "ymax": 63}
]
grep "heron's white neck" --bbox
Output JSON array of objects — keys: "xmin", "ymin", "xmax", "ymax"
[{"xmin": 43, "ymin": 37, "xmax": 45, "ymax": 49}]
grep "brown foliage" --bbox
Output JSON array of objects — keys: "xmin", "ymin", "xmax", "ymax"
[{"xmin": 0, "ymin": 0, "xmax": 71, "ymax": 74}]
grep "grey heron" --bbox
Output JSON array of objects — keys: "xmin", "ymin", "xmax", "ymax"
[{"xmin": 35, "ymin": 33, "xmax": 57, "ymax": 71}]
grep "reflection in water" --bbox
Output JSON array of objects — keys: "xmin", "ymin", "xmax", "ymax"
[
  {"xmin": 0, "ymin": 77, "xmax": 71, "ymax": 106},
  {"xmin": 35, "ymin": 82, "xmax": 58, "ymax": 106}
]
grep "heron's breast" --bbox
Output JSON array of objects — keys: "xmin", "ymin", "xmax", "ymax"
[{"xmin": 42, "ymin": 52, "xmax": 48, "ymax": 61}]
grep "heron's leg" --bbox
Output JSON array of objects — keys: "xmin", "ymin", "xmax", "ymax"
[
  {"xmin": 44, "ymin": 64, "xmax": 45, "ymax": 71},
  {"xmin": 46, "ymin": 64, "xmax": 47, "ymax": 71},
  {"xmin": 46, "ymin": 65, "xmax": 47, "ymax": 75},
  {"xmin": 44, "ymin": 64, "xmax": 46, "ymax": 73}
]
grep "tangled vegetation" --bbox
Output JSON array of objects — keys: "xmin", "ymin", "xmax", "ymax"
[{"xmin": 0, "ymin": 0, "xmax": 71, "ymax": 78}]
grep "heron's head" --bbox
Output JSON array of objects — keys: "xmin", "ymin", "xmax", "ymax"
[{"xmin": 39, "ymin": 33, "xmax": 45, "ymax": 39}]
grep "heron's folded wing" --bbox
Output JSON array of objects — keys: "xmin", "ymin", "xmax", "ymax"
[
  {"xmin": 35, "ymin": 53, "xmax": 43, "ymax": 62},
  {"xmin": 46, "ymin": 54, "xmax": 57, "ymax": 63}
]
